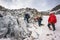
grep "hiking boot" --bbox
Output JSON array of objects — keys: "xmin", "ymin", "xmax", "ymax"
[
  {"xmin": 53, "ymin": 29, "xmax": 56, "ymax": 31},
  {"xmin": 49, "ymin": 28, "xmax": 52, "ymax": 30}
]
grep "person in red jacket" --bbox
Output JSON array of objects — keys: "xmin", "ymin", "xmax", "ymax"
[{"xmin": 48, "ymin": 12, "xmax": 57, "ymax": 31}]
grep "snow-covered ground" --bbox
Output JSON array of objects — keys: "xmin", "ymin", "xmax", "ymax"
[
  {"xmin": 26, "ymin": 15, "xmax": 60, "ymax": 40},
  {"xmin": 0, "ymin": 15, "xmax": 60, "ymax": 40}
]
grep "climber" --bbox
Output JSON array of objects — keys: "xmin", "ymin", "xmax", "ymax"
[
  {"xmin": 47, "ymin": 12, "xmax": 57, "ymax": 31},
  {"xmin": 24, "ymin": 13, "xmax": 30, "ymax": 23},
  {"xmin": 37, "ymin": 14, "xmax": 43, "ymax": 26},
  {"xmin": 34, "ymin": 14, "xmax": 43, "ymax": 26}
]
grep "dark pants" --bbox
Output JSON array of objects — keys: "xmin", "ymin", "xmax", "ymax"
[
  {"xmin": 26, "ymin": 18, "xmax": 29, "ymax": 23},
  {"xmin": 48, "ymin": 23, "xmax": 56, "ymax": 31},
  {"xmin": 24, "ymin": 18, "xmax": 29, "ymax": 23},
  {"xmin": 38, "ymin": 20, "xmax": 41, "ymax": 26}
]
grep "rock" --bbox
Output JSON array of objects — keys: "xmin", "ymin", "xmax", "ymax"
[
  {"xmin": 52, "ymin": 38, "xmax": 54, "ymax": 40},
  {"xmin": 0, "ymin": 14, "xmax": 32, "ymax": 40},
  {"xmin": 0, "ymin": 14, "xmax": 3, "ymax": 17},
  {"xmin": 0, "ymin": 15, "xmax": 19, "ymax": 38},
  {"xmin": 46, "ymin": 34, "xmax": 50, "ymax": 36}
]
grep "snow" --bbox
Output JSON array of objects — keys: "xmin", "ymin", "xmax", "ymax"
[
  {"xmin": 0, "ymin": 38, "xmax": 11, "ymax": 40},
  {"xmin": 27, "ymin": 15, "xmax": 60, "ymax": 40},
  {"xmin": 0, "ymin": 15, "xmax": 60, "ymax": 40}
]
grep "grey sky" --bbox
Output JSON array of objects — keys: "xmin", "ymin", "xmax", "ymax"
[{"xmin": 0, "ymin": 0, "xmax": 60, "ymax": 11}]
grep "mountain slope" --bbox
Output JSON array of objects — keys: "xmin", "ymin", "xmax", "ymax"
[{"xmin": 51, "ymin": 5, "xmax": 60, "ymax": 11}]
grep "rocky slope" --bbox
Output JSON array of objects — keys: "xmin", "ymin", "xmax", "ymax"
[
  {"xmin": 0, "ymin": 5, "xmax": 41, "ymax": 40},
  {"xmin": 51, "ymin": 5, "xmax": 60, "ymax": 11}
]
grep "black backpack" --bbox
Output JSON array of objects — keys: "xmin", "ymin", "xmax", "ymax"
[{"xmin": 25, "ymin": 14, "xmax": 30, "ymax": 18}]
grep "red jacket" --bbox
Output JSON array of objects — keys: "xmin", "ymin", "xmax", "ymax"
[{"xmin": 48, "ymin": 13, "xmax": 57, "ymax": 24}]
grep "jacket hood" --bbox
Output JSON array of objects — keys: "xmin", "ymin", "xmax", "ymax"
[{"xmin": 50, "ymin": 13, "xmax": 55, "ymax": 16}]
